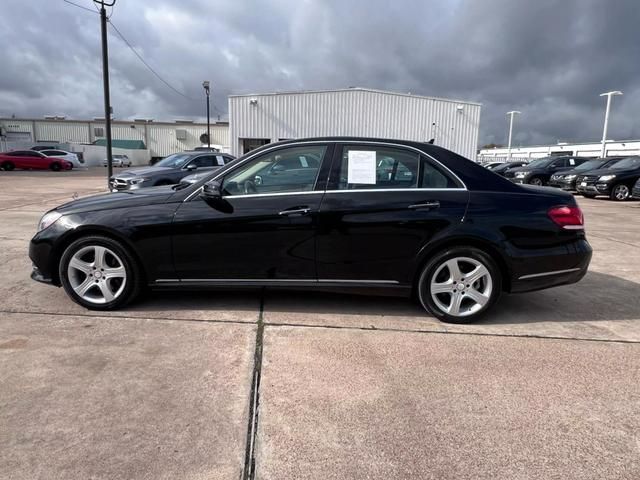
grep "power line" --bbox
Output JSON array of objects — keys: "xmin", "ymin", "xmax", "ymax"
[
  {"xmin": 108, "ymin": 20, "xmax": 196, "ymax": 101},
  {"xmin": 62, "ymin": 0, "xmax": 98, "ymax": 14}
]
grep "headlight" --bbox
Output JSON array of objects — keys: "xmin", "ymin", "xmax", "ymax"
[
  {"xmin": 564, "ymin": 175, "xmax": 576, "ymax": 180},
  {"xmin": 38, "ymin": 211, "xmax": 62, "ymax": 232},
  {"xmin": 128, "ymin": 177, "xmax": 149, "ymax": 185},
  {"xmin": 515, "ymin": 172, "xmax": 528, "ymax": 178},
  {"xmin": 598, "ymin": 175, "xmax": 616, "ymax": 182}
]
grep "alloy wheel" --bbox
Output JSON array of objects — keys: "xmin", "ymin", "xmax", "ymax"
[
  {"xmin": 430, "ymin": 257, "xmax": 493, "ymax": 318},
  {"xmin": 529, "ymin": 177, "xmax": 543, "ymax": 186},
  {"xmin": 67, "ymin": 245, "xmax": 127, "ymax": 304},
  {"xmin": 613, "ymin": 184, "xmax": 629, "ymax": 201}
]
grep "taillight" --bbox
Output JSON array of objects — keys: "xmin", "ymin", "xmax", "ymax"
[{"xmin": 548, "ymin": 205, "xmax": 584, "ymax": 230}]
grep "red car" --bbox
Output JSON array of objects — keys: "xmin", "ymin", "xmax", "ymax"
[{"xmin": 0, "ymin": 150, "xmax": 73, "ymax": 171}]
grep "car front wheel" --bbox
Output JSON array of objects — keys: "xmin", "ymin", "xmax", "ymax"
[
  {"xmin": 528, "ymin": 176, "xmax": 544, "ymax": 186},
  {"xmin": 417, "ymin": 247, "xmax": 502, "ymax": 324},
  {"xmin": 610, "ymin": 183, "xmax": 630, "ymax": 201},
  {"xmin": 59, "ymin": 235, "xmax": 142, "ymax": 310}
]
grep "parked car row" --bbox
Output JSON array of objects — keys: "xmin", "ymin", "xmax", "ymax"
[{"xmin": 488, "ymin": 155, "xmax": 640, "ymax": 201}]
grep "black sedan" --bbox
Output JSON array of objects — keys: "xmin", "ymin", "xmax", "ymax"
[
  {"xmin": 548, "ymin": 157, "xmax": 623, "ymax": 191},
  {"xmin": 576, "ymin": 156, "xmax": 640, "ymax": 200},
  {"xmin": 109, "ymin": 151, "xmax": 235, "ymax": 191},
  {"xmin": 30, "ymin": 137, "xmax": 592, "ymax": 324}
]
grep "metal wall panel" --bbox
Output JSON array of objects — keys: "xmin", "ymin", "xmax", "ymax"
[
  {"xmin": 1, "ymin": 118, "xmax": 230, "ymax": 158},
  {"xmin": 229, "ymin": 89, "xmax": 481, "ymax": 158}
]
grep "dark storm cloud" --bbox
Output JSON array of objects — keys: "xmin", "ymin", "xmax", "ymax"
[{"xmin": 1, "ymin": 0, "xmax": 639, "ymax": 146}]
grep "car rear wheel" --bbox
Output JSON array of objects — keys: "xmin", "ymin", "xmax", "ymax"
[
  {"xmin": 610, "ymin": 183, "xmax": 630, "ymax": 201},
  {"xmin": 417, "ymin": 247, "xmax": 502, "ymax": 324},
  {"xmin": 1, "ymin": 161, "xmax": 15, "ymax": 171},
  {"xmin": 528, "ymin": 176, "xmax": 544, "ymax": 186},
  {"xmin": 50, "ymin": 162, "xmax": 61, "ymax": 171},
  {"xmin": 59, "ymin": 235, "xmax": 142, "ymax": 310}
]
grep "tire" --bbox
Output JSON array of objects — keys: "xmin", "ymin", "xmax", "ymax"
[
  {"xmin": 59, "ymin": 235, "xmax": 142, "ymax": 310},
  {"xmin": 528, "ymin": 176, "xmax": 544, "ymax": 186},
  {"xmin": 417, "ymin": 246, "xmax": 502, "ymax": 324},
  {"xmin": 582, "ymin": 194, "xmax": 596, "ymax": 199},
  {"xmin": 610, "ymin": 183, "xmax": 630, "ymax": 201},
  {"xmin": 1, "ymin": 161, "xmax": 15, "ymax": 171},
  {"xmin": 155, "ymin": 179, "xmax": 173, "ymax": 186},
  {"xmin": 50, "ymin": 162, "xmax": 61, "ymax": 171}
]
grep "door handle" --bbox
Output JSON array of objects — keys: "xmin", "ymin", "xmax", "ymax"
[
  {"xmin": 278, "ymin": 207, "xmax": 310, "ymax": 216},
  {"xmin": 408, "ymin": 201, "xmax": 440, "ymax": 210}
]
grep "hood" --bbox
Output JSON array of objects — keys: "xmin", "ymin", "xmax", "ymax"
[
  {"xmin": 584, "ymin": 166, "xmax": 640, "ymax": 177},
  {"xmin": 114, "ymin": 166, "xmax": 172, "ymax": 177},
  {"xmin": 55, "ymin": 185, "xmax": 177, "ymax": 215}
]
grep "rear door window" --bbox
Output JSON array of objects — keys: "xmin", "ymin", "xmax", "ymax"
[{"xmin": 337, "ymin": 146, "xmax": 419, "ymax": 190}]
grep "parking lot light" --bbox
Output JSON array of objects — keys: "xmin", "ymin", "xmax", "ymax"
[
  {"xmin": 202, "ymin": 81, "xmax": 211, "ymax": 149},
  {"xmin": 506, "ymin": 111, "xmax": 521, "ymax": 161},
  {"xmin": 599, "ymin": 91, "xmax": 623, "ymax": 158}
]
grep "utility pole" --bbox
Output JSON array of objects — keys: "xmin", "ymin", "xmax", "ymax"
[
  {"xmin": 203, "ymin": 81, "xmax": 211, "ymax": 149},
  {"xmin": 506, "ymin": 111, "xmax": 521, "ymax": 161},
  {"xmin": 96, "ymin": 0, "xmax": 116, "ymax": 188},
  {"xmin": 599, "ymin": 91, "xmax": 623, "ymax": 158}
]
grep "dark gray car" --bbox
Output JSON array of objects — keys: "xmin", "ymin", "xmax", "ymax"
[{"xmin": 109, "ymin": 151, "xmax": 235, "ymax": 191}]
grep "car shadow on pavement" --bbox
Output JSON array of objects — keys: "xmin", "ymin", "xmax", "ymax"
[{"xmin": 254, "ymin": 270, "xmax": 640, "ymax": 325}]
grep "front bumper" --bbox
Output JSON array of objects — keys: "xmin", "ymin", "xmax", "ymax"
[
  {"xmin": 548, "ymin": 178, "xmax": 576, "ymax": 190},
  {"xmin": 576, "ymin": 181, "xmax": 612, "ymax": 196},
  {"xmin": 109, "ymin": 177, "xmax": 144, "ymax": 192},
  {"xmin": 507, "ymin": 238, "xmax": 592, "ymax": 293}
]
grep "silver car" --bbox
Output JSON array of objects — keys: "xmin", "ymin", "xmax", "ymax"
[{"xmin": 103, "ymin": 154, "xmax": 132, "ymax": 168}]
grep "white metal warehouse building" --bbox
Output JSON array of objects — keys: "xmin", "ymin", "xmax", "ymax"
[
  {"xmin": 0, "ymin": 117, "xmax": 229, "ymax": 161},
  {"xmin": 228, "ymin": 88, "xmax": 481, "ymax": 159}
]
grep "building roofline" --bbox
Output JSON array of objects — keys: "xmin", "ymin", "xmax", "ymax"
[
  {"xmin": 0, "ymin": 117, "xmax": 229, "ymax": 127},
  {"xmin": 480, "ymin": 139, "xmax": 640, "ymax": 151},
  {"xmin": 229, "ymin": 87, "xmax": 482, "ymax": 106}
]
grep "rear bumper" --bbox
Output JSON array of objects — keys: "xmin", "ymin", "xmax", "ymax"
[{"xmin": 507, "ymin": 238, "xmax": 592, "ymax": 293}]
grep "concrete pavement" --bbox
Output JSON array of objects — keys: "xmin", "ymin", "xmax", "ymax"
[{"xmin": 0, "ymin": 169, "xmax": 638, "ymax": 479}]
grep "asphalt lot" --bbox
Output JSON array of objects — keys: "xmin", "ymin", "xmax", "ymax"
[{"xmin": 1, "ymin": 168, "xmax": 639, "ymax": 479}]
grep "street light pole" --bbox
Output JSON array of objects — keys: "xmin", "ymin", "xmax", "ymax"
[
  {"xmin": 599, "ymin": 91, "xmax": 623, "ymax": 158},
  {"xmin": 95, "ymin": 0, "xmax": 116, "ymax": 189},
  {"xmin": 202, "ymin": 81, "xmax": 211, "ymax": 149},
  {"xmin": 506, "ymin": 111, "xmax": 521, "ymax": 161}
]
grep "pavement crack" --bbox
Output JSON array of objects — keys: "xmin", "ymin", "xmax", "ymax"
[
  {"xmin": 263, "ymin": 320, "xmax": 640, "ymax": 344},
  {"xmin": 242, "ymin": 289, "xmax": 265, "ymax": 480}
]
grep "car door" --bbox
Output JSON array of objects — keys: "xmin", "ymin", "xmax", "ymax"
[
  {"xmin": 171, "ymin": 143, "xmax": 333, "ymax": 281},
  {"xmin": 316, "ymin": 143, "xmax": 469, "ymax": 285}
]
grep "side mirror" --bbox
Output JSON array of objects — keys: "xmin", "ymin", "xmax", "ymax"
[
  {"xmin": 200, "ymin": 180, "xmax": 222, "ymax": 203},
  {"xmin": 186, "ymin": 164, "xmax": 198, "ymax": 171}
]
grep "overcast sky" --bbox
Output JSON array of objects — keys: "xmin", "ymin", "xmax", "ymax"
[{"xmin": 1, "ymin": 0, "xmax": 639, "ymax": 147}]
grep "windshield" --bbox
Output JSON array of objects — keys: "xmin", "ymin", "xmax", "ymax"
[
  {"xmin": 155, "ymin": 153, "xmax": 191, "ymax": 168},
  {"xmin": 610, "ymin": 156, "xmax": 640, "ymax": 169},
  {"xmin": 574, "ymin": 160, "xmax": 604, "ymax": 171},
  {"xmin": 526, "ymin": 158, "xmax": 553, "ymax": 168}
]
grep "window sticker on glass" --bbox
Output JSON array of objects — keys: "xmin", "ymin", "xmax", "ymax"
[
  {"xmin": 347, "ymin": 150, "xmax": 376, "ymax": 184},
  {"xmin": 300, "ymin": 156, "xmax": 309, "ymax": 167},
  {"xmin": 216, "ymin": 156, "xmax": 225, "ymax": 166}
]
